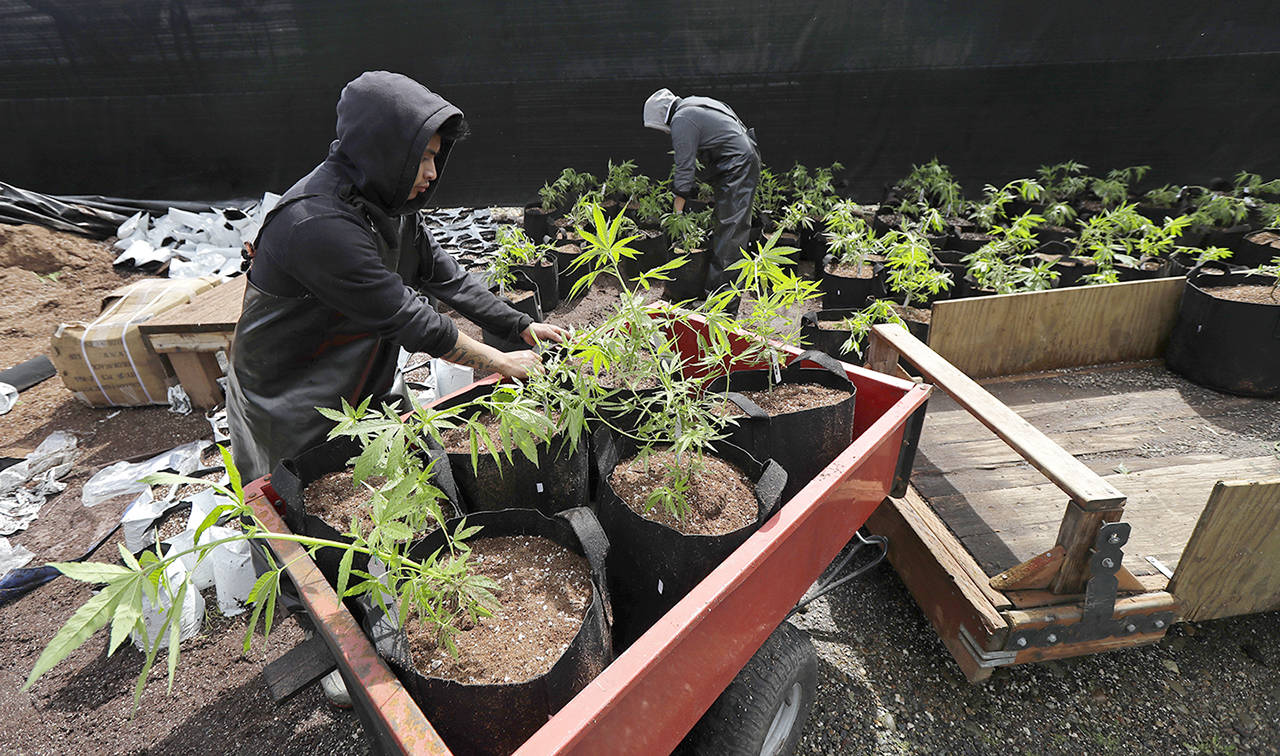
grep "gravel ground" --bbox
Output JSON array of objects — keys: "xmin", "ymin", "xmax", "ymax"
[{"xmin": 789, "ymin": 543, "xmax": 1280, "ymax": 756}]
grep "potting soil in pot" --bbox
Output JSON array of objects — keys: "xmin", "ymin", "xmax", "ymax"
[
  {"xmin": 724, "ymin": 382, "xmax": 853, "ymax": 416},
  {"xmin": 305, "ymin": 470, "xmax": 391, "ymax": 537},
  {"xmin": 608, "ymin": 448, "xmax": 757, "ymax": 535},
  {"xmin": 365, "ymin": 507, "xmax": 612, "ymax": 756},
  {"xmin": 404, "ymin": 534, "xmax": 592, "ymax": 684},
  {"xmin": 1206, "ymin": 283, "xmax": 1280, "ymax": 305}
]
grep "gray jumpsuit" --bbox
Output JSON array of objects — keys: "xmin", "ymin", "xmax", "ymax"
[{"xmin": 668, "ymin": 97, "xmax": 761, "ymax": 294}]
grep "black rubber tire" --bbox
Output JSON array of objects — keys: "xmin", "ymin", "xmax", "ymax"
[{"xmin": 679, "ymin": 621, "xmax": 818, "ymax": 756}]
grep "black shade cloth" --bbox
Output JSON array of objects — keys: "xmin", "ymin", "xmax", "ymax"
[{"xmin": 0, "ymin": 2, "xmax": 1277, "ymax": 205}]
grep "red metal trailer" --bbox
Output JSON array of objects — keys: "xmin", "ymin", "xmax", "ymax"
[{"xmin": 245, "ymin": 320, "xmax": 930, "ymax": 755}]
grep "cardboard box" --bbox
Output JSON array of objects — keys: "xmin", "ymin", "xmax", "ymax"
[{"xmin": 50, "ymin": 276, "xmax": 221, "ymax": 407}]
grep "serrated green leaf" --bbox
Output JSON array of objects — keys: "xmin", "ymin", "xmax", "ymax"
[
  {"xmin": 24, "ymin": 585, "xmax": 118, "ymax": 690},
  {"xmin": 52, "ymin": 561, "xmax": 132, "ymax": 584}
]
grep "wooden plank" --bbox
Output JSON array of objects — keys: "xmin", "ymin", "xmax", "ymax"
[
  {"xmin": 872, "ymin": 323, "xmax": 1125, "ymax": 510},
  {"xmin": 925, "ymin": 456, "xmax": 1280, "ymax": 578},
  {"xmin": 167, "ymin": 351, "xmax": 225, "ymax": 409},
  {"xmin": 1050, "ymin": 501, "xmax": 1123, "ymax": 594},
  {"xmin": 147, "ymin": 331, "xmax": 234, "ymax": 353},
  {"xmin": 263, "ymin": 632, "xmax": 337, "ymax": 703},
  {"xmin": 865, "ymin": 486, "xmax": 1010, "ymax": 682},
  {"xmin": 1169, "ymin": 478, "xmax": 1280, "ymax": 621},
  {"xmin": 138, "ymin": 274, "xmax": 246, "ymax": 334},
  {"xmin": 989, "ymin": 546, "xmax": 1064, "ymax": 590},
  {"xmin": 928, "ymin": 277, "xmax": 1185, "ymax": 378}
]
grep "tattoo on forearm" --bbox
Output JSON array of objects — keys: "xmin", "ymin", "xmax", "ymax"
[{"xmin": 440, "ymin": 343, "xmax": 504, "ymax": 376}]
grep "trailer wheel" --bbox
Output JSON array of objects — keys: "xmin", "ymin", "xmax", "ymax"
[{"xmin": 680, "ymin": 621, "xmax": 818, "ymax": 756}]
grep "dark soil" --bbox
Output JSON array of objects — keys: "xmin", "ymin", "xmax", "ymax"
[
  {"xmin": 609, "ymin": 448, "xmax": 757, "ymax": 535},
  {"xmin": 405, "ymin": 535, "xmax": 591, "ymax": 684},
  {"xmin": 735, "ymin": 382, "xmax": 853, "ymax": 415},
  {"xmin": 304, "ymin": 470, "xmax": 383, "ymax": 536},
  {"xmin": 890, "ymin": 301, "xmax": 932, "ymax": 325},
  {"xmin": 1207, "ymin": 283, "xmax": 1280, "ymax": 304},
  {"xmin": 438, "ymin": 409, "xmax": 559, "ymax": 454},
  {"xmin": 0, "ymin": 224, "xmax": 368, "ymax": 755}
]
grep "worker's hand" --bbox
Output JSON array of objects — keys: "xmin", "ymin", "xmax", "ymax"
[
  {"xmin": 498, "ymin": 348, "xmax": 545, "ymax": 380},
  {"xmin": 672, "ymin": 195, "xmax": 686, "ymax": 214},
  {"xmin": 521, "ymin": 322, "xmax": 567, "ymax": 347}
]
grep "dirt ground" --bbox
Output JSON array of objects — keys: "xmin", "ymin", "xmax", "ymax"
[{"xmin": 1, "ymin": 222, "xmax": 1276, "ymax": 755}]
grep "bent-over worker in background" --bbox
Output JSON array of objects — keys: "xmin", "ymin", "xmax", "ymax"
[
  {"xmin": 643, "ymin": 88, "xmax": 761, "ymax": 302},
  {"xmin": 227, "ymin": 71, "xmax": 565, "ymax": 482}
]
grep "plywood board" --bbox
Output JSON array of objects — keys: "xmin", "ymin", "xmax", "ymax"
[
  {"xmin": 929, "ymin": 456, "xmax": 1280, "ymax": 578},
  {"xmin": 1169, "ymin": 479, "xmax": 1280, "ymax": 621},
  {"xmin": 138, "ymin": 274, "xmax": 246, "ymax": 334},
  {"xmin": 928, "ymin": 278, "xmax": 1185, "ymax": 378}
]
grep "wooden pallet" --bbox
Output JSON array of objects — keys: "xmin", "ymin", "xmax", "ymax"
[{"xmin": 864, "ymin": 278, "xmax": 1280, "ymax": 680}]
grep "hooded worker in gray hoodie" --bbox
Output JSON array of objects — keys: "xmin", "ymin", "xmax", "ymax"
[
  {"xmin": 227, "ymin": 71, "xmax": 564, "ymax": 482},
  {"xmin": 644, "ymin": 88, "xmax": 761, "ymax": 298}
]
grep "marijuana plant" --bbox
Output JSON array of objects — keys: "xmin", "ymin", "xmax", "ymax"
[
  {"xmin": 25, "ymin": 440, "xmax": 495, "ymax": 711},
  {"xmin": 882, "ymin": 231, "xmax": 953, "ymax": 307},
  {"xmin": 836, "ymin": 299, "xmax": 907, "ymax": 358},
  {"xmin": 489, "ymin": 225, "xmax": 551, "ymax": 292}
]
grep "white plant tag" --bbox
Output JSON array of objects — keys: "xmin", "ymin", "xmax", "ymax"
[
  {"xmin": 536, "ymin": 482, "xmax": 544, "ymax": 493},
  {"xmin": 657, "ymin": 578, "xmax": 664, "ymax": 595}
]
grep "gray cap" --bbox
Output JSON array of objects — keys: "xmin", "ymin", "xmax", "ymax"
[{"xmin": 643, "ymin": 88, "xmax": 679, "ymax": 134}]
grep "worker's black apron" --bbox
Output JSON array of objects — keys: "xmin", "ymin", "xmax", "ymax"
[{"xmin": 225, "ymin": 193, "xmax": 415, "ymax": 483}]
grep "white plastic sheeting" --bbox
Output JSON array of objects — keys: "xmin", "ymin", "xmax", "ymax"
[
  {"xmin": 81, "ymin": 440, "xmax": 209, "ymax": 508},
  {"xmin": 112, "ymin": 193, "xmax": 281, "ymax": 279}
]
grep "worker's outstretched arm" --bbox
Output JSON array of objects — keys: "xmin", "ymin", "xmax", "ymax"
[{"xmin": 439, "ymin": 330, "xmax": 542, "ymax": 380}]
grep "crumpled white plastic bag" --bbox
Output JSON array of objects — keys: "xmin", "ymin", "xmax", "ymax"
[
  {"xmin": 131, "ymin": 558, "xmax": 205, "ymax": 651},
  {"xmin": 0, "ymin": 431, "xmax": 78, "ymax": 535},
  {"xmin": 0, "ymin": 536, "xmax": 35, "ymax": 579},
  {"xmin": 0, "ymin": 382, "xmax": 17, "ymax": 415},
  {"xmin": 81, "ymin": 439, "xmax": 210, "ymax": 508}
]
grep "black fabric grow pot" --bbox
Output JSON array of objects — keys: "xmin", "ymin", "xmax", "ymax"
[
  {"xmin": 663, "ymin": 248, "xmax": 711, "ymax": 301},
  {"xmin": 514, "ymin": 253, "xmax": 560, "ymax": 313},
  {"xmin": 800, "ymin": 309, "xmax": 861, "ymax": 363},
  {"xmin": 364, "ymin": 507, "xmax": 612, "ymax": 756},
  {"xmin": 482, "ymin": 270, "xmax": 542, "ymax": 353},
  {"xmin": 592, "ymin": 429, "xmax": 786, "ymax": 647},
  {"xmin": 706, "ymin": 349, "xmax": 857, "ymax": 504},
  {"xmin": 1165, "ymin": 271, "xmax": 1280, "ymax": 398},
  {"xmin": 820, "ymin": 253, "xmax": 883, "ymax": 308},
  {"xmin": 950, "ymin": 231, "xmax": 994, "ymax": 255},
  {"xmin": 620, "ymin": 229, "xmax": 669, "ymax": 283},
  {"xmin": 431, "ymin": 383, "xmax": 590, "ymax": 516},
  {"xmin": 554, "ymin": 242, "xmax": 589, "ymax": 301},
  {"xmin": 522, "ymin": 203, "xmax": 557, "ymax": 243},
  {"xmin": 799, "ymin": 225, "xmax": 828, "ymax": 263},
  {"xmin": 1237, "ymin": 229, "xmax": 1280, "ymax": 268},
  {"xmin": 270, "ymin": 434, "xmax": 463, "ymax": 597}
]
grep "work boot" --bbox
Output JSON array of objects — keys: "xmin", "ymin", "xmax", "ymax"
[{"xmin": 320, "ymin": 668, "xmax": 352, "ymax": 709}]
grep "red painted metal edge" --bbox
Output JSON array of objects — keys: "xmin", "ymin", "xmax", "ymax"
[
  {"xmin": 245, "ymin": 480, "xmax": 453, "ymax": 756},
  {"xmin": 515, "ymin": 376, "xmax": 932, "ymax": 754}
]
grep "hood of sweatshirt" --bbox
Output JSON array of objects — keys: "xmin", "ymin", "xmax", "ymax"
[
  {"xmin": 327, "ymin": 71, "xmax": 464, "ymax": 216},
  {"xmin": 643, "ymin": 88, "xmax": 681, "ymax": 134}
]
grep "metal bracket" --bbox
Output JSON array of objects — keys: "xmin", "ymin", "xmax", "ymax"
[
  {"xmin": 958, "ymin": 624, "xmax": 1020, "ymax": 668},
  {"xmin": 1003, "ymin": 522, "xmax": 1175, "ymax": 651}
]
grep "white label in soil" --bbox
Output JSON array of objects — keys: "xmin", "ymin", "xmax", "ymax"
[
  {"xmin": 536, "ymin": 482, "xmax": 544, "ymax": 493},
  {"xmin": 657, "ymin": 578, "xmax": 664, "ymax": 594}
]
